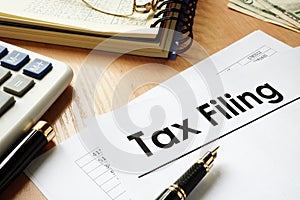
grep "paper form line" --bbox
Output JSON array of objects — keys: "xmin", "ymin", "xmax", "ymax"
[
  {"xmin": 138, "ymin": 96, "xmax": 300, "ymax": 178},
  {"xmin": 75, "ymin": 147, "xmax": 130, "ymax": 200},
  {"xmin": 217, "ymin": 45, "xmax": 277, "ymax": 75}
]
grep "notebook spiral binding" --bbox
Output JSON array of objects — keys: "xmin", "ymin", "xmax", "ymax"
[{"xmin": 151, "ymin": 0, "xmax": 198, "ymax": 57}]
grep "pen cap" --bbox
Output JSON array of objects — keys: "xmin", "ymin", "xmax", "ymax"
[{"xmin": 32, "ymin": 121, "xmax": 55, "ymax": 142}]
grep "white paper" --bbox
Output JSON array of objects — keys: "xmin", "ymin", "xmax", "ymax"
[{"xmin": 25, "ymin": 31, "xmax": 298, "ymax": 200}]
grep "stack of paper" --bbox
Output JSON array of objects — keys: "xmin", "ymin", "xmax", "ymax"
[
  {"xmin": 25, "ymin": 31, "xmax": 300, "ymax": 199},
  {"xmin": 228, "ymin": 0, "xmax": 300, "ymax": 33}
]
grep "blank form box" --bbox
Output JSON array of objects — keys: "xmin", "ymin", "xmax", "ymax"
[
  {"xmin": 88, "ymin": 164, "xmax": 107, "ymax": 179},
  {"xmin": 108, "ymin": 184, "xmax": 126, "ymax": 199},
  {"xmin": 95, "ymin": 169, "xmax": 114, "ymax": 185},
  {"xmin": 113, "ymin": 193, "xmax": 130, "ymax": 200},
  {"xmin": 101, "ymin": 177, "xmax": 120, "ymax": 191},
  {"xmin": 82, "ymin": 159, "xmax": 101, "ymax": 173},
  {"xmin": 76, "ymin": 154, "xmax": 94, "ymax": 167},
  {"xmin": 265, "ymin": 49, "xmax": 276, "ymax": 56}
]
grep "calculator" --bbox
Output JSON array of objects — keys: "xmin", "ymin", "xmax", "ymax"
[{"xmin": 0, "ymin": 41, "xmax": 73, "ymax": 158}]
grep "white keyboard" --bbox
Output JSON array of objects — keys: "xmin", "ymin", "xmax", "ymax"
[{"xmin": 0, "ymin": 41, "xmax": 73, "ymax": 158}]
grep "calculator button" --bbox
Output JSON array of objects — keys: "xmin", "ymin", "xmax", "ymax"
[
  {"xmin": 23, "ymin": 58, "xmax": 52, "ymax": 79},
  {"xmin": 0, "ymin": 68, "xmax": 12, "ymax": 85},
  {"xmin": 0, "ymin": 91, "xmax": 15, "ymax": 116},
  {"xmin": 0, "ymin": 46, "xmax": 8, "ymax": 58},
  {"xmin": 1, "ymin": 50, "xmax": 30, "ymax": 71},
  {"xmin": 4, "ymin": 75, "xmax": 35, "ymax": 97}
]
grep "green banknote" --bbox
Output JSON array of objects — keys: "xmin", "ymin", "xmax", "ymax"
[
  {"xmin": 257, "ymin": 0, "xmax": 300, "ymax": 28},
  {"xmin": 228, "ymin": 0, "xmax": 300, "ymax": 33}
]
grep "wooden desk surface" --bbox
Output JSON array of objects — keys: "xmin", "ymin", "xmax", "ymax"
[{"xmin": 1, "ymin": 0, "xmax": 300, "ymax": 199}]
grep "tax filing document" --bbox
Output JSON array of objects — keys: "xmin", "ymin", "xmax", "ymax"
[{"xmin": 25, "ymin": 31, "xmax": 300, "ymax": 199}]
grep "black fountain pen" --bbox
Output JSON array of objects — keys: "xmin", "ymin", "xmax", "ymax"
[
  {"xmin": 0, "ymin": 121, "xmax": 55, "ymax": 192},
  {"xmin": 155, "ymin": 146, "xmax": 219, "ymax": 200}
]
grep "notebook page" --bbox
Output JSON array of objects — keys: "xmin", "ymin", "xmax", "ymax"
[{"xmin": 0, "ymin": 0, "xmax": 160, "ymax": 36}]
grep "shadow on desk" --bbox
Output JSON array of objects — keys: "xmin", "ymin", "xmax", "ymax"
[
  {"xmin": 41, "ymin": 85, "xmax": 73, "ymax": 125},
  {"xmin": 0, "ymin": 173, "xmax": 32, "ymax": 199}
]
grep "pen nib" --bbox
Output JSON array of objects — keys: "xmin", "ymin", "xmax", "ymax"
[
  {"xmin": 197, "ymin": 146, "xmax": 220, "ymax": 172},
  {"xmin": 211, "ymin": 146, "xmax": 220, "ymax": 158}
]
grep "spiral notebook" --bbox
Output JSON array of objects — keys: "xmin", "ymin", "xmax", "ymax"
[{"xmin": 0, "ymin": 0, "xmax": 197, "ymax": 58}]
